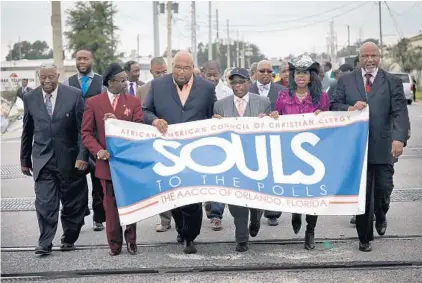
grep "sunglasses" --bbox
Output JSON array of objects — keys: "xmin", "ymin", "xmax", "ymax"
[{"xmin": 259, "ymin": 69, "xmax": 273, "ymax": 74}]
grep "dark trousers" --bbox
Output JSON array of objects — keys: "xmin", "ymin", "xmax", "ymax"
[
  {"xmin": 356, "ymin": 164, "xmax": 394, "ymax": 243},
  {"xmin": 228, "ymin": 205, "xmax": 263, "ymax": 243},
  {"xmin": 101, "ymin": 180, "xmax": 136, "ymax": 252},
  {"xmin": 264, "ymin": 210, "xmax": 282, "ymax": 219},
  {"xmin": 85, "ymin": 159, "xmax": 105, "ymax": 223},
  {"xmin": 172, "ymin": 203, "xmax": 203, "ymax": 242},
  {"xmin": 35, "ymin": 158, "xmax": 87, "ymax": 247}
]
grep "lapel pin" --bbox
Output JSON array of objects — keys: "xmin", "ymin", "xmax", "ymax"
[{"xmin": 66, "ymin": 113, "xmax": 69, "ymax": 117}]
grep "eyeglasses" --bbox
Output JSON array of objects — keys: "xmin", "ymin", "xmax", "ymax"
[
  {"xmin": 174, "ymin": 65, "xmax": 192, "ymax": 72},
  {"xmin": 112, "ymin": 78, "xmax": 128, "ymax": 83},
  {"xmin": 259, "ymin": 69, "xmax": 273, "ymax": 74}
]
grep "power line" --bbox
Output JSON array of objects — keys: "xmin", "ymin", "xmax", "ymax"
[
  {"xmin": 384, "ymin": 1, "xmax": 404, "ymax": 39},
  {"xmin": 391, "ymin": 1, "xmax": 420, "ymax": 16},
  {"xmin": 227, "ymin": 2, "xmax": 369, "ymax": 34}
]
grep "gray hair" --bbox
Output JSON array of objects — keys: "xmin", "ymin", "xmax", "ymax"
[
  {"xmin": 223, "ymin": 67, "xmax": 233, "ymax": 82},
  {"xmin": 150, "ymin": 57, "xmax": 166, "ymax": 66},
  {"xmin": 250, "ymin": 62, "xmax": 258, "ymax": 76},
  {"xmin": 40, "ymin": 63, "xmax": 58, "ymax": 70}
]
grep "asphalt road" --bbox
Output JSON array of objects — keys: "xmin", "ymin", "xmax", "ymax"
[{"xmin": 1, "ymin": 103, "xmax": 422, "ymax": 282}]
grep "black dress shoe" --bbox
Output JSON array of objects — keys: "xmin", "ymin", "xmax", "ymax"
[
  {"xmin": 109, "ymin": 249, "xmax": 121, "ymax": 256},
  {"xmin": 236, "ymin": 242, "xmax": 249, "ymax": 252},
  {"xmin": 93, "ymin": 222, "xmax": 104, "ymax": 232},
  {"xmin": 350, "ymin": 215, "xmax": 356, "ymax": 225},
  {"xmin": 124, "ymin": 230, "xmax": 137, "ymax": 255},
  {"xmin": 183, "ymin": 240, "xmax": 197, "ymax": 254},
  {"xmin": 359, "ymin": 242, "xmax": 372, "ymax": 252},
  {"xmin": 304, "ymin": 231, "xmax": 315, "ymax": 250},
  {"xmin": 249, "ymin": 223, "xmax": 260, "ymax": 237},
  {"xmin": 376, "ymin": 220, "xmax": 387, "ymax": 236},
  {"xmin": 35, "ymin": 244, "xmax": 52, "ymax": 256},
  {"xmin": 292, "ymin": 214, "xmax": 302, "ymax": 234},
  {"xmin": 60, "ymin": 243, "xmax": 75, "ymax": 252},
  {"xmin": 176, "ymin": 234, "xmax": 183, "ymax": 244}
]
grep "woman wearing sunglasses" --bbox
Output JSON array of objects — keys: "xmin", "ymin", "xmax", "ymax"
[{"xmin": 269, "ymin": 54, "xmax": 330, "ymax": 250}]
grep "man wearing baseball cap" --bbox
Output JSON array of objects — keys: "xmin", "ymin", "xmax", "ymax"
[{"xmin": 213, "ymin": 67, "xmax": 271, "ymax": 252}]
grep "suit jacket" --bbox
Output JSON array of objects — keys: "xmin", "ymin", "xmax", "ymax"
[
  {"xmin": 136, "ymin": 81, "xmax": 151, "ymax": 103},
  {"xmin": 20, "ymin": 84, "xmax": 87, "ymax": 181},
  {"xmin": 331, "ymin": 68, "xmax": 409, "ymax": 165},
  {"xmin": 327, "ymin": 80, "xmax": 338, "ymax": 105},
  {"xmin": 16, "ymin": 87, "xmax": 33, "ymax": 101},
  {"xmin": 214, "ymin": 93, "xmax": 271, "ymax": 117},
  {"xmin": 81, "ymin": 92, "xmax": 144, "ymax": 180},
  {"xmin": 249, "ymin": 82, "xmax": 284, "ymax": 111},
  {"xmin": 143, "ymin": 74, "xmax": 216, "ymax": 125}
]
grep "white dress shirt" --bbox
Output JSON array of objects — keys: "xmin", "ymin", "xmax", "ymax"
[
  {"xmin": 107, "ymin": 89, "xmax": 120, "ymax": 105},
  {"xmin": 42, "ymin": 87, "xmax": 58, "ymax": 113},
  {"xmin": 257, "ymin": 82, "xmax": 271, "ymax": 97},
  {"xmin": 215, "ymin": 80, "xmax": 234, "ymax": 100},
  {"xmin": 234, "ymin": 93, "xmax": 250, "ymax": 115}
]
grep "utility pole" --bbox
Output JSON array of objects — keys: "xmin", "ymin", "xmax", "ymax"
[
  {"xmin": 216, "ymin": 9, "xmax": 220, "ymax": 64},
  {"xmin": 137, "ymin": 33, "xmax": 140, "ymax": 60},
  {"xmin": 236, "ymin": 31, "xmax": 240, "ymax": 67},
  {"xmin": 208, "ymin": 1, "xmax": 212, "ymax": 61},
  {"xmin": 347, "ymin": 25, "xmax": 350, "ymax": 47},
  {"xmin": 329, "ymin": 20, "xmax": 335, "ymax": 64},
  {"xmin": 241, "ymin": 35, "xmax": 245, "ymax": 68},
  {"xmin": 153, "ymin": 1, "xmax": 160, "ymax": 57},
  {"xmin": 18, "ymin": 36, "xmax": 22, "ymax": 60},
  {"xmin": 379, "ymin": 1, "xmax": 383, "ymax": 59},
  {"xmin": 226, "ymin": 19, "xmax": 230, "ymax": 68},
  {"xmin": 51, "ymin": 1, "xmax": 64, "ymax": 80},
  {"xmin": 167, "ymin": 1, "xmax": 173, "ymax": 72},
  {"xmin": 191, "ymin": 1, "xmax": 198, "ymax": 66}
]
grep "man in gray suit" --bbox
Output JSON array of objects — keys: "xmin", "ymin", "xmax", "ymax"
[
  {"xmin": 249, "ymin": 60, "xmax": 284, "ymax": 112},
  {"xmin": 213, "ymin": 67, "xmax": 270, "ymax": 252},
  {"xmin": 249, "ymin": 60, "xmax": 284, "ymax": 226},
  {"xmin": 137, "ymin": 57, "xmax": 168, "ymax": 103},
  {"xmin": 331, "ymin": 42, "xmax": 409, "ymax": 252},
  {"xmin": 143, "ymin": 50, "xmax": 216, "ymax": 254},
  {"xmin": 20, "ymin": 64, "xmax": 88, "ymax": 256}
]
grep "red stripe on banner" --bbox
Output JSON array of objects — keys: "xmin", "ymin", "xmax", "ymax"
[
  {"xmin": 328, "ymin": 201, "xmax": 359, "ymax": 204},
  {"xmin": 119, "ymin": 201, "xmax": 159, "ymax": 216}
]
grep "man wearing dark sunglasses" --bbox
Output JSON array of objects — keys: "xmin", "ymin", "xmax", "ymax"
[
  {"xmin": 249, "ymin": 60, "xmax": 284, "ymax": 112},
  {"xmin": 248, "ymin": 60, "xmax": 284, "ymax": 227}
]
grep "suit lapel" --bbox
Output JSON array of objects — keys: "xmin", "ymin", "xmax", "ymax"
[
  {"xmin": 52, "ymin": 85, "xmax": 65, "ymax": 118},
  {"xmin": 184, "ymin": 76, "xmax": 199, "ymax": 105},
  {"xmin": 354, "ymin": 70, "xmax": 367, "ymax": 101},
  {"xmin": 227, "ymin": 98, "xmax": 239, "ymax": 117},
  {"xmin": 99, "ymin": 92, "xmax": 114, "ymax": 116},
  {"xmin": 36, "ymin": 88, "xmax": 50, "ymax": 118},
  {"xmin": 168, "ymin": 77, "xmax": 183, "ymax": 108},
  {"xmin": 244, "ymin": 95, "xmax": 255, "ymax": 117},
  {"xmin": 367, "ymin": 69, "xmax": 385, "ymax": 100},
  {"xmin": 114, "ymin": 94, "xmax": 127, "ymax": 119}
]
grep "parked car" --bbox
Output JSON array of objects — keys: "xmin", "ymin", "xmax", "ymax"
[{"xmin": 390, "ymin": 72, "xmax": 414, "ymax": 104}]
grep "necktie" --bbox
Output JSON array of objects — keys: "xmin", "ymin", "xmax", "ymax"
[
  {"xmin": 364, "ymin": 73, "xmax": 373, "ymax": 94},
  {"xmin": 112, "ymin": 94, "xmax": 119, "ymax": 111},
  {"xmin": 236, "ymin": 98, "xmax": 245, "ymax": 117},
  {"xmin": 80, "ymin": 76, "xmax": 90, "ymax": 96},
  {"xmin": 45, "ymin": 93, "xmax": 53, "ymax": 117},
  {"xmin": 129, "ymin": 82, "xmax": 135, "ymax": 96}
]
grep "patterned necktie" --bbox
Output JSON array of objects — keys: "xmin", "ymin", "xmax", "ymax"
[
  {"xmin": 236, "ymin": 98, "xmax": 245, "ymax": 116},
  {"xmin": 45, "ymin": 93, "xmax": 53, "ymax": 117},
  {"xmin": 112, "ymin": 94, "xmax": 119, "ymax": 111},
  {"xmin": 364, "ymin": 73, "xmax": 373, "ymax": 94},
  {"xmin": 80, "ymin": 76, "xmax": 90, "ymax": 96},
  {"xmin": 129, "ymin": 82, "xmax": 135, "ymax": 96}
]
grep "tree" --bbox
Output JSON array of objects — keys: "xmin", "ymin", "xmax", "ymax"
[
  {"xmin": 388, "ymin": 38, "xmax": 422, "ymax": 73},
  {"xmin": 65, "ymin": 1, "xmax": 123, "ymax": 75},
  {"xmin": 6, "ymin": 40, "xmax": 53, "ymax": 61}
]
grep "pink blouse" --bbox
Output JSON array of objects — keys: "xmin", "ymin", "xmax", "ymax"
[{"xmin": 275, "ymin": 89, "xmax": 330, "ymax": 115}]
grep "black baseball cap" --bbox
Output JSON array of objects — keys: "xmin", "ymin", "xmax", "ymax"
[{"xmin": 229, "ymin": 67, "xmax": 250, "ymax": 80}]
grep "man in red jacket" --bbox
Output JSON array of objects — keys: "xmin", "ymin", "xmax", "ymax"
[{"xmin": 81, "ymin": 63, "xmax": 143, "ymax": 256}]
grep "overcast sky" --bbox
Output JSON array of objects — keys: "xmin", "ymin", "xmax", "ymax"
[{"xmin": 1, "ymin": 1, "xmax": 421, "ymax": 61}]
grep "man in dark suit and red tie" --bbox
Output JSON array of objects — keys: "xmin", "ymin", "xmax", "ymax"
[
  {"xmin": 124, "ymin": 61, "xmax": 145, "ymax": 96},
  {"xmin": 331, "ymin": 41, "xmax": 409, "ymax": 252},
  {"xmin": 20, "ymin": 64, "xmax": 88, "ymax": 256},
  {"xmin": 143, "ymin": 50, "xmax": 217, "ymax": 254},
  {"xmin": 81, "ymin": 63, "xmax": 144, "ymax": 256}
]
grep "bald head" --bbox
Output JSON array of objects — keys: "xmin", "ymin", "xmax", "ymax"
[
  {"xmin": 256, "ymin": 60, "xmax": 273, "ymax": 85},
  {"xmin": 173, "ymin": 50, "xmax": 194, "ymax": 86},
  {"xmin": 359, "ymin": 42, "xmax": 380, "ymax": 73}
]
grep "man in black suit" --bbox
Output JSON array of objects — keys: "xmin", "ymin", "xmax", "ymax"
[
  {"xmin": 327, "ymin": 64, "xmax": 354, "ymax": 103},
  {"xmin": 249, "ymin": 59, "xmax": 284, "ymax": 227},
  {"xmin": 21, "ymin": 64, "xmax": 89, "ymax": 256},
  {"xmin": 331, "ymin": 42, "xmax": 409, "ymax": 252},
  {"xmin": 63, "ymin": 49, "xmax": 106, "ymax": 232},
  {"xmin": 143, "ymin": 50, "xmax": 216, "ymax": 254},
  {"xmin": 16, "ymin": 79, "xmax": 32, "ymax": 101}
]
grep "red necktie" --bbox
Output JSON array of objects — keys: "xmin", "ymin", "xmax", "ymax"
[{"xmin": 365, "ymin": 73, "xmax": 373, "ymax": 93}]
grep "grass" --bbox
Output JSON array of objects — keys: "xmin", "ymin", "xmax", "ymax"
[{"xmin": 416, "ymin": 90, "xmax": 422, "ymax": 101}]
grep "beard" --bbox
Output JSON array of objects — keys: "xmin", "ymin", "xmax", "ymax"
[{"xmin": 77, "ymin": 65, "xmax": 92, "ymax": 75}]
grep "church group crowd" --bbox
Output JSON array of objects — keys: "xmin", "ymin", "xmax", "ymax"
[{"xmin": 18, "ymin": 40, "xmax": 409, "ymax": 257}]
